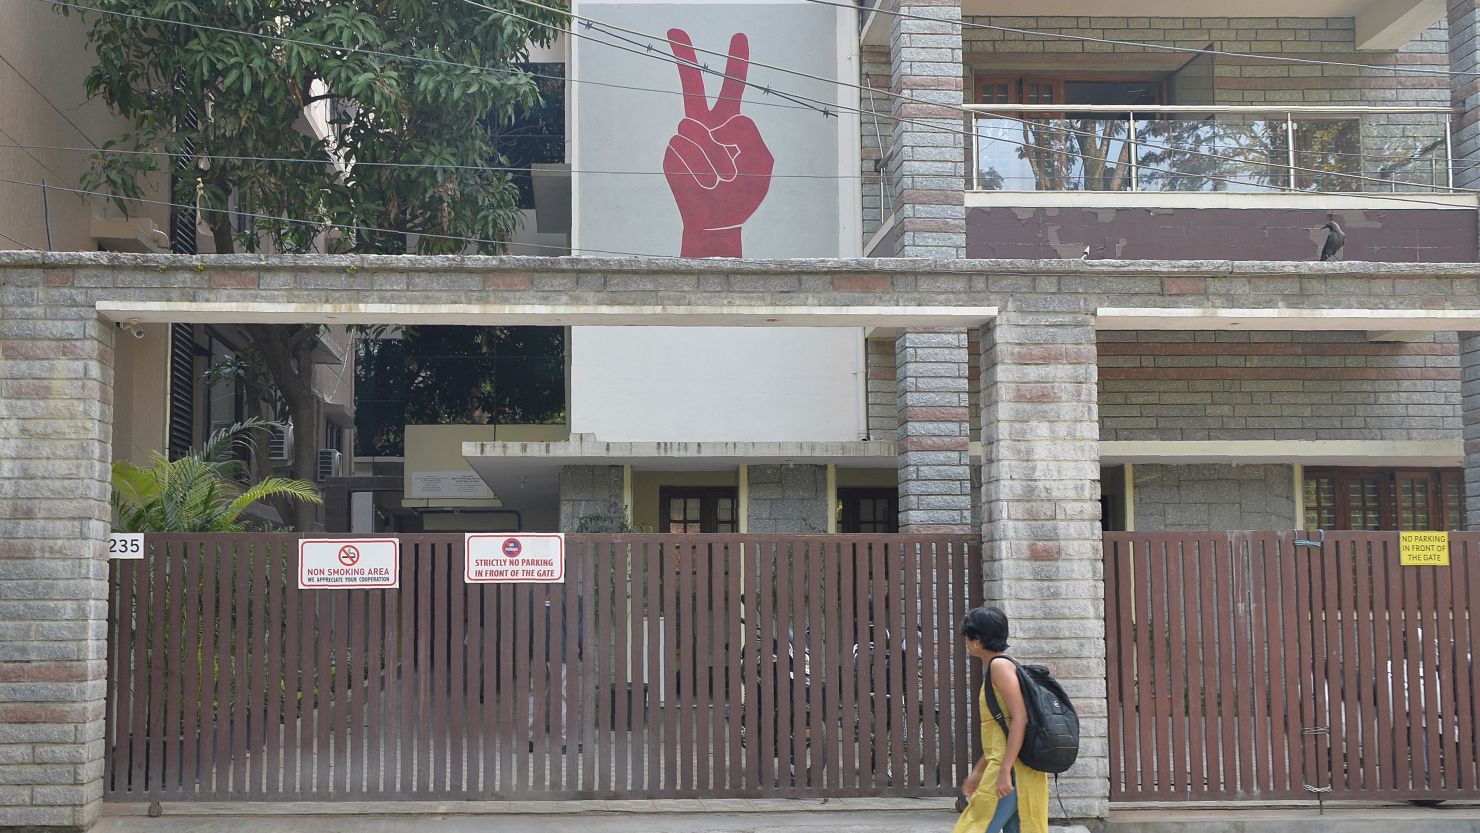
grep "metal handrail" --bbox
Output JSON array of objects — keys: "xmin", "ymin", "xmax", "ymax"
[{"xmin": 965, "ymin": 103, "xmax": 1454, "ymax": 115}]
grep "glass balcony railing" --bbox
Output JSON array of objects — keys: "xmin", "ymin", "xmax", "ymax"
[{"xmin": 967, "ymin": 105, "xmax": 1455, "ymax": 194}]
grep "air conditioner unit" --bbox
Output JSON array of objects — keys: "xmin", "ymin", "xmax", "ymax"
[
  {"xmin": 316, "ymin": 448, "xmax": 343, "ymax": 481},
  {"xmin": 267, "ymin": 422, "xmax": 293, "ymax": 461}
]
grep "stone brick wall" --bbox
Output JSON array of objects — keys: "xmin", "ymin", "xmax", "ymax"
[
  {"xmin": 867, "ymin": 336, "xmax": 897, "ymax": 441},
  {"xmin": 1451, "ymin": 0, "xmax": 1480, "ymax": 190},
  {"xmin": 1099, "ymin": 331, "xmax": 1461, "ymax": 442},
  {"xmin": 1132, "ymin": 464, "xmax": 1297, "ymax": 531},
  {"xmin": 896, "ymin": 330, "xmax": 973, "ymax": 532},
  {"xmin": 558, "ymin": 465, "xmax": 626, "ymax": 532},
  {"xmin": 889, "ymin": 0, "xmax": 967, "ymax": 257},
  {"xmin": 746, "ymin": 464, "xmax": 829, "ymax": 533}
]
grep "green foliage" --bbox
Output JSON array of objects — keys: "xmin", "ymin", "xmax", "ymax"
[
  {"xmin": 59, "ymin": 0, "xmax": 568, "ymax": 253},
  {"xmin": 111, "ymin": 419, "xmax": 321, "ymax": 532},
  {"xmin": 573, "ymin": 503, "xmax": 643, "ymax": 533}
]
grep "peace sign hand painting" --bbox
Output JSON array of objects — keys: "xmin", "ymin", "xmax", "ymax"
[{"xmin": 663, "ymin": 29, "xmax": 774, "ymax": 258}]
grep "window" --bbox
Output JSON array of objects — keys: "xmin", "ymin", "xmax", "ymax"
[
  {"xmin": 838, "ymin": 488, "xmax": 898, "ymax": 534},
  {"xmin": 974, "ymin": 76, "xmax": 1165, "ymax": 108},
  {"xmin": 659, "ymin": 487, "xmax": 738, "ymax": 533},
  {"xmin": 1302, "ymin": 468, "xmax": 1464, "ymax": 532}
]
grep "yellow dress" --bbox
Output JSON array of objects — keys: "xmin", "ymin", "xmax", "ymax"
[{"xmin": 951, "ymin": 683, "xmax": 1050, "ymax": 833}]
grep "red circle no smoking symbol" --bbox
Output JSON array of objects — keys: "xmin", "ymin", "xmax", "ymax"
[
  {"xmin": 338, "ymin": 545, "xmax": 360, "ymax": 567},
  {"xmin": 501, "ymin": 538, "xmax": 522, "ymax": 559}
]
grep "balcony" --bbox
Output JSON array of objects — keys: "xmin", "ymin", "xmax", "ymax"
[
  {"xmin": 963, "ymin": 104, "xmax": 1477, "ymax": 263},
  {"xmin": 970, "ymin": 104, "xmax": 1455, "ymax": 194}
]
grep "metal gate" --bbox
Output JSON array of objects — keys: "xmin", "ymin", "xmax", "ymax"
[
  {"xmin": 105, "ymin": 533, "xmax": 980, "ymax": 801},
  {"xmin": 1105, "ymin": 531, "xmax": 1480, "ymax": 803}
]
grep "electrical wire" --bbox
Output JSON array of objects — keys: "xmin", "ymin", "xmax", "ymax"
[
  {"xmin": 800, "ymin": 0, "xmax": 1480, "ymax": 80},
  {"xmin": 42, "ymin": 0, "xmax": 1467, "ymax": 195},
  {"xmin": 0, "ymin": 228, "xmax": 38, "ymax": 250},
  {"xmin": 0, "ymin": 175, "xmax": 681, "ymax": 258}
]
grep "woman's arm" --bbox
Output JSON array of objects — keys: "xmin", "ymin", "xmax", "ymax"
[{"xmin": 990, "ymin": 658, "xmax": 1028, "ymax": 796}]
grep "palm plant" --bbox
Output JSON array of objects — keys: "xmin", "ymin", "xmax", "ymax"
[{"xmin": 111, "ymin": 418, "xmax": 321, "ymax": 532}]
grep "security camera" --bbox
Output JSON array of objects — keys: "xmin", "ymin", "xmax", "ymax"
[{"xmin": 116, "ymin": 319, "xmax": 145, "ymax": 339}]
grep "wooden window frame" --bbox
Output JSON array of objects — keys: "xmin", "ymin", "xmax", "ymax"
[
  {"xmin": 658, "ymin": 486, "xmax": 739, "ymax": 534},
  {"xmin": 1302, "ymin": 467, "xmax": 1462, "ymax": 532},
  {"xmin": 973, "ymin": 73, "xmax": 1167, "ymax": 108},
  {"xmin": 838, "ymin": 487, "xmax": 899, "ymax": 534}
]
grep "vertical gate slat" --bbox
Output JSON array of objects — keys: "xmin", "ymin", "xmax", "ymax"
[
  {"xmin": 180, "ymin": 541, "xmax": 202, "ymax": 796},
  {"xmin": 124, "ymin": 543, "xmax": 148, "ymax": 798},
  {"xmin": 209, "ymin": 541, "xmax": 232, "ymax": 800},
  {"xmin": 1232, "ymin": 534, "xmax": 1256, "ymax": 797},
  {"xmin": 1132, "ymin": 538, "xmax": 1156, "ymax": 796},
  {"xmin": 145, "ymin": 539, "xmax": 170, "ymax": 796},
  {"xmin": 886, "ymin": 541, "xmax": 905, "ymax": 795},
  {"xmin": 1320, "ymin": 534, "xmax": 1344, "ymax": 795},
  {"xmin": 583, "ymin": 539, "xmax": 602, "ymax": 795},
  {"xmin": 1165, "ymin": 536, "xmax": 1190, "ymax": 798},
  {"xmin": 497, "ymin": 580, "xmax": 516, "ymax": 795},
  {"xmin": 514, "ymin": 578, "xmax": 532, "ymax": 794},
  {"xmin": 449, "ymin": 552, "xmax": 467, "ymax": 795},
  {"xmin": 1453, "ymin": 536, "xmax": 1479, "ymax": 791},
  {"xmin": 159, "ymin": 540, "xmax": 180, "ymax": 795},
  {"xmin": 369, "ymin": 579, "xmax": 387, "ymax": 796},
  {"xmin": 853, "ymin": 541, "xmax": 875, "ymax": 791},
  {"xmin": 1463, "ymin": 536, "xmax": 1480, "ymax": 791},
  {"xmin": 918, "ymin": 542, "xmax": 938, "ymax": 794},
  {"xmin": 263, "ymin": 540, "xmax": 285, "ymax": 796},
  {"xmin": 396, "ymin": 544, "xmax": 415, "ymax": 796},
  {"xmin": 869, "ymin": 540, "xmax": 888, "ymax": 794},
  {"xmin": 1418, "ymin": 556, "xmax": 1444, "ymax": 790},
  {"xmin": 757, "ymin": 540, "xmax": 776, "ymax": 793},
  {"xmin": 783, "ymin": 538, "xmax": 803, "ymax": 794},
  {"xmin": 932, "ymin": 541, "xmax": 954, "ymax": 795},
  {"xmin": 902, "ymin": 541, "xmax": 921, "ymax": 793},
  {"xmin": 642, "ymin": 539, "xmax": 660, "ymax": 794},
  {"xmin": 1260, "ymin": 535, "xmax": 1289, "ymax": 796},
  {"xmin": 1350, "ymin": 537, "xmax": 1376, "ymax": 793},
  {"xmin": 800, "ymin": 539, "xmax": 818, "ymax": 793},
  {"xmin": 224, "ymin": 540, "xmax": 246, "ymax": 796},
  {"xmin": 1433, "ymin": 541, "xmax": 1459, "ymax": 791},
  {"xmin": 840, "ymin": 540, "xmax": 861, "ymax": 792},
  {"xmin": 725, "ymin": 539, "xmax": 744, "ymax": 793},
  {"xmin": 560, "ymin": 549, "xmax": 578, "ymax": 794},
  {"xmin": 614, "ymin": 539, "xmax": 631, "ymax": 795},
  {"xmin": 434, "ymin": 549, "xmax": 452, "ymax": 795},
  {"xmin": 1336, "ymin": 538, "xmax": 1363, "ymax": 794},
  {"xmin": 327, "ymin": 577, "xmax": 346, "ymax": 796},
  {"xmin": 530, "ymin": 581, "xmax": 549, "ymax": 796},
  {"xmin": 1401, "ymin": 539, "xmax": 1425, "ymax": 794},
  {"xmin": 669, "ymin": 540, "xmax": 685, "ymax": 795},
  {"xmin": 1252, "ymin": 534, "xmax": 1279, "ymax": 796},
  {"xmin": 480, "ymin": 582, "xmax": 496, "ymax": 795},
  {"xmin": 827, "ymin": 540, "xmax": 846, "ymax": 794},
  {"xmin": 691, "ymin": 540, "xmax": 711, "ymax": 793},
  {"xmin": 701, "ymin": 540, "xmax": 722, "ymax": 794},
  {"xmin": 1103, "ymin": 537, "xmax": 1125, "ymax": 800},
  {"xmin": 243, "ymin": 539, "xmax": 266, "ymax": 797},
  {"xmin": 1373, "ymin": 537, "xmax": 1400, "ymax": 793},
  {"xmin": 1216, "ymin": 536, "xmax": 1243, "ymax": 799},
  {"xmin": 1149, "ymin": 536, "xmax": 1174, "ymax": 798},
  {"xmin": 414, "ymin": 541, "xmax": 432, "ymax": 794}
]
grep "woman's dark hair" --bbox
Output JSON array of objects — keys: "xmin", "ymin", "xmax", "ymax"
[{"xmin": 960, "ymin": 606, "xmax": 1010, "ymax": 651}]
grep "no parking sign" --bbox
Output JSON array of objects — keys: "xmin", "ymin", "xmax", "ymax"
[{"xmin": 465, "ymin": 533, "xmax": 565, "ymax": 583}]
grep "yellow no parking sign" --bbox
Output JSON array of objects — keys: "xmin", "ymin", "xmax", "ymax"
[{"xmin": 1399, "ymin": 531, "xmax": 1450, "ymax": 566}]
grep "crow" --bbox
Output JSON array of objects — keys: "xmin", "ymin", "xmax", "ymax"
[{"xmin": 1319, "ymin": 220, "xmax": 1346, "ymax": 262}]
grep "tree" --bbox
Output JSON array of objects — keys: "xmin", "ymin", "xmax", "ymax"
[
  {"xmin": 63, "ymin": 0, "xmax": 567, "ymax": 528},
  {"xmin": 112, "ymin": 419, "xmax": 321, "ymax": 532}
]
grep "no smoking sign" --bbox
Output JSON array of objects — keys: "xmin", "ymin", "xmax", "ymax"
[{"xmin": 299, "ymin": 538, "xmax": 399, "ymax": 589}]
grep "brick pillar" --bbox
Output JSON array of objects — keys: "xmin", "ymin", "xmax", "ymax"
[
  {"xmin": 896, "ymin": 329, "xmax": 971, "ymax": 532},
  {"xmin": 1451, "ymin": 3, "xmax": 1480, "ymax": 524},
  {"xmin": 887, "ymin": 0, "xmax": 965, "ymax": 258},
  {"xmin": 978, "ymin": 308, "xmax": 1106, "ymax": 822},
  {"xmin": 1449, "ymin": 0, "xmax": 1480, "ymax": 190},
  {"xmin": 1462, "ymin": 336, "xmax": 1480, "ymax": 528},
  {"xmin": 0, "ymin": 270, "xmax": 113, "ymax": 830}
]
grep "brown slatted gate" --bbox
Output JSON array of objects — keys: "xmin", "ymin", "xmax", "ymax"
[
  {"xmin": 105, "ymin": 533, "xmax": 981, "ymax": 801},
  {"xmin": 1105, "ymin": 531, "xmax": 1480, "ymax": 804}
]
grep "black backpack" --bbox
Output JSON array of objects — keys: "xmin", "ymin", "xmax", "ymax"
[{"xmin": 983, "ymin": 656, "xmax": 1080, "ymax": 775}]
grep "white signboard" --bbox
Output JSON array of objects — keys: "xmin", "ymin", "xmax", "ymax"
[
  {"xmin": 298, "ymin": 538, "xmax": 400, "ymax": 589},
  {"xmin": 465, "ymin": 533, "xmax": 566, "ymax": 584},
  {"xmin": 107, "ymin": 533, "xmax": 144, "ymax": 560},
  {"xmin": 410, "ymin": 470, "xmax": 493, "ymax": 499}
]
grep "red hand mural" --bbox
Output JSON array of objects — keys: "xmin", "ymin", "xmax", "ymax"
[{"xmin": 663, "ymin": 29, "xmax": 774, "ymax": 258}]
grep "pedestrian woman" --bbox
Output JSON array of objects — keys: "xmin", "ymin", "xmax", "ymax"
[{"xmin": 953, "ymin": 606, "xmax": 1049, "ymax": 833}]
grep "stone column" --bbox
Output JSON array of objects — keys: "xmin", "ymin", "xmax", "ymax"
[
  {"xmin": 0, "ymin": 267, "xmax": 113, "ymax": 830},
  {"xmin": 1449, "ymin": 0, "xmax": 1480, "ymax": 190},
  {"xmin": 747, "ymin": 464, "xmax": 828, "ymax": 533},
  {"xmin": 887, "ymin": 0, "xmax": 966, "ymax": 258},
  {"xmin": 978, "ymin": 308, "xmax": 1106, "ymax": 822},
  {"xmin": 896, "ymin": 329, "xmax": 972, "ymax": 532},
  {"xmin": 558, "ymin": 465, "xmax": 626, "ymax": 532},
  {"xmin": 1462, "ymin": 336, "xmax": 1480, "ymax": 528}
]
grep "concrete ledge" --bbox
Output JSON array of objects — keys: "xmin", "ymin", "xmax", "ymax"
[{"xmin": 1110, "ymin": 806, "xmax": 1480, "ymax": 833}]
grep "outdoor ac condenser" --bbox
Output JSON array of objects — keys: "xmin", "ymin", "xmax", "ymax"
[
  {"xmin": 267, "ymin": 422, "xmax": 293, "ymax": 461},
  {"xmin": 316, "ymin": 448, "xmax": 342, "ymax": 481}
]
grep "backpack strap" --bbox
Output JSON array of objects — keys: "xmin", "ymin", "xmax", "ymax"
[{"xmin": 982, "ymin": 655, "xmax": 1019, "ymax": 738}]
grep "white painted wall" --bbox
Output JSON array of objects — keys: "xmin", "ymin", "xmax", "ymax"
[{"xmin": 570, "ymin": 327, "xmax": 865, "ymax": 442}]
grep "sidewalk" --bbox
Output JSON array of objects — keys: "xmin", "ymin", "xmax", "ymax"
[{"xmin": 98, "ymin": 799, "xmax": 963, "ymax": 833}]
